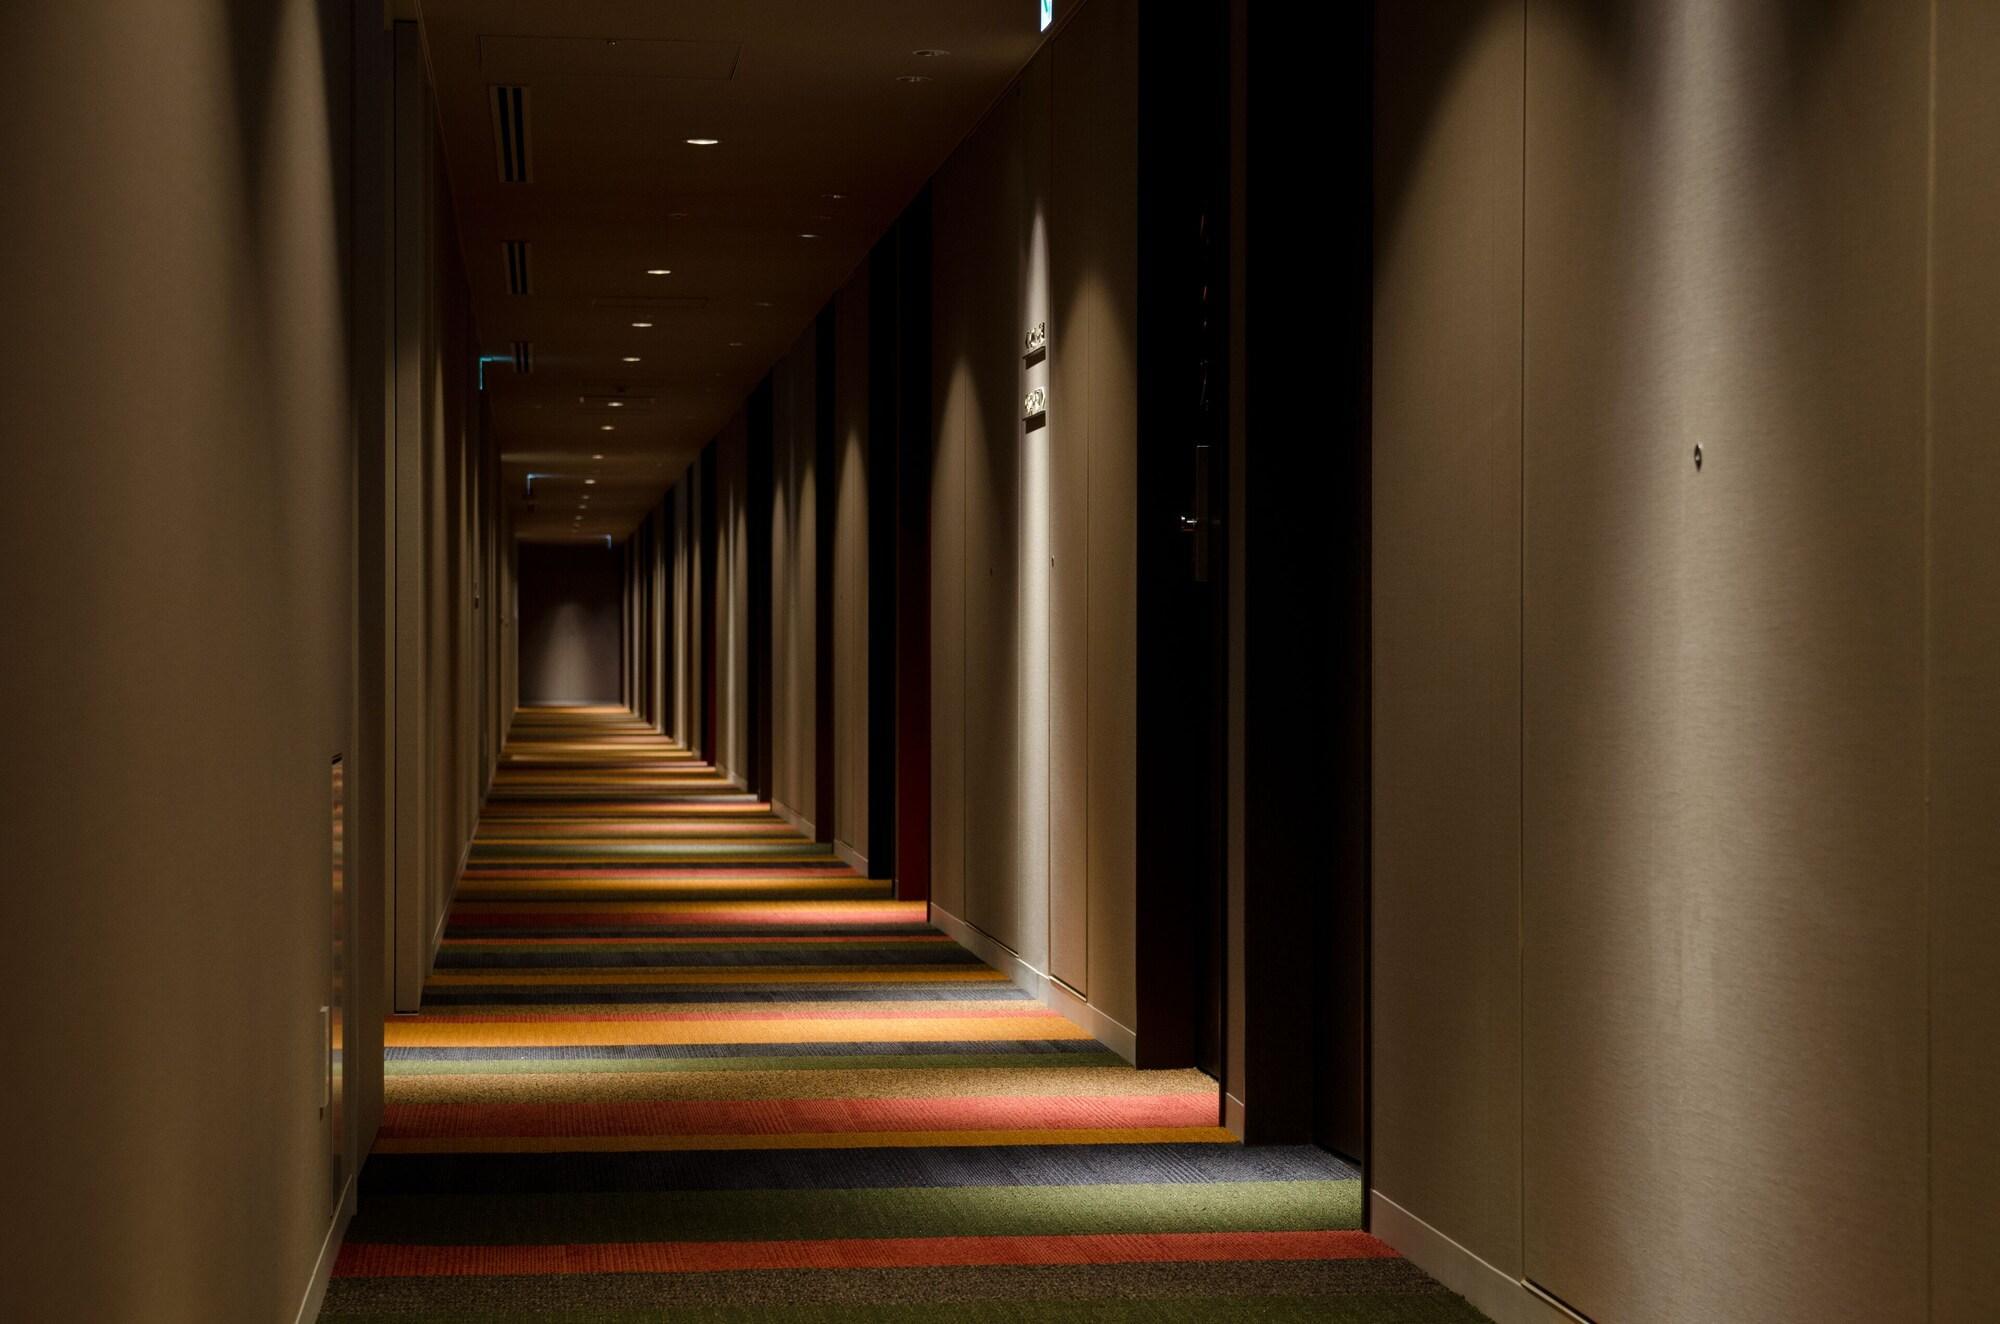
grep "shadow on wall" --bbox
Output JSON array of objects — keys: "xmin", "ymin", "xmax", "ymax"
[{"xmin": 518, "ymin": 543, "xmax": 623, "ymax": 703}]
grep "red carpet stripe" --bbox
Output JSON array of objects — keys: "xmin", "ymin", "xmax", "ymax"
[
  {"xmin": 381, "ymin": 1093, "xmax": 1220, "ymax": 1140},
  {"xmin": 336, "ymin": 1229, "xmax": 1396, "ymax": 1278}
]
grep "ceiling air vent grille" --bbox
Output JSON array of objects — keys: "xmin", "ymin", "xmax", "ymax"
[
  {"xmin": 503, "ymin": 240, "xmax": 531, "ymax": 295},
  {"xmin": 512, "ymin": 341, "xmax": 533, "ymax": 374},
  {"xmin": 490, "ymin": 85, "xmax": 532, "ymax": 183}
]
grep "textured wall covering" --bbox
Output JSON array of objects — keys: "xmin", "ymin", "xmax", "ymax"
[
  {"xmin": 1521, "ymin": 3, "xmax": 1930, "ymax": 1318},
  {"xmin": 0, "ymin": 3, "xmax": 490, "ymax": 1318},
  {"xmin": 1374, "ymin": 2, "xmax": 2000, "ymax": 1321},
  {"xmin": 1370, "ymin": 0, "xmax": 1526, "ymax": 1284},
  {"xmin": 930, "ymin": 0, "xmax": 1138, "ymax": 1052},
  {"xmin": 1930, "ymin": 1, "xmax": 2000, "ymax": 1316},
  {"xmin": 833, "ymin": 268, "xmax": 873, "ymax": 866},
  {"xmin": 770, "ymin": 330, "xmax": 820, "ymax": 831},
  {"xmin": 517, "ymin": 544, "xmax": 624, "ymax": 703},
  {"xmin": 713, "ymin": 412, "xmax": 751, "ymax": 785}
]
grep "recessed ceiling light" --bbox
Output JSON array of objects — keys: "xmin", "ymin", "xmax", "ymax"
[
  {"xmin": 631, "ymin": 321, "xmax": 653, "ymax": 328},
  {"xmin": 799, "ymin": 233, "xmax": 820, "ymax": 239},
  {"xmin": 592, "ymin": 453, "xmax": 605, "ymax": 459},
  {"xmin": 728, "ymin": 341, "xmax": 744, "ymax": 347},
  {"xmin": 897, "ymin": 75, "xmax": 932, "ymax": 83},
  {"xmin": 753, "ymin": 300, "xmax": 773, "ymax": 308},
  {"xmin": 646, "ymin": 268, "xmax": 671, "ymax": 276},
  {"xmin": 600, "ymin": 424, "xmax": 615, "ymax": 431},
  {"xmin": 608, "ymin": 401, "xmax": 624, "ymax": 408},
  {"xmin": 913, "ymin": 48, "xmax": 949, "ymax": 57},
  {"xmin": 685, "ymin": 137, "xmax": 720, "ymax": 146},
  {"xmin": 585, "ymin": 479, "xmax": 597, "ymax": 485},
  {"xmin": 622, "ymin": 356, "xmax": 641, "ymax": 363}
]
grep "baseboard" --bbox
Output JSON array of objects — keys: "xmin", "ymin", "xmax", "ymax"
[
  {"xmin": 1042, "ymin": 974, "xmax": 1138, "ymax": 1063},
  {"xmin": 772, "ymin": 799, "xmax": 814, "ymax": 838},
  {"xmin": 426, "ymin": 834, "xmax": 470, "ymax": 979},
  {"xmin": 833, "ymin": 840, "xmax": 868, "ymax": 875},
  {"xmin": 927, "ymin": 903, "xmax": 1139, "ymax": 1065},
  {"xmin": 1369, "ymin": 1191, "xmax": 1582, "ymax": 1324},
  {"xmin": 929, "ymin": 902, "xmax": 1045, "ymax": 995},
  {"xmin": 292, "ymin": 1168, "xmax": 357, "ymax": 1324}
]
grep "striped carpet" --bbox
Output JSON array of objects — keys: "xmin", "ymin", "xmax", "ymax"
[{"xmin": 322, "ymin": 705, "xmax": 1484, "ymax": 1322}]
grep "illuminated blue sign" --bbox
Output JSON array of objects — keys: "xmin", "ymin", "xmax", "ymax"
[{"xmin": 1040, "ymin": 0, "xmax": 1053, "ymax": 32}]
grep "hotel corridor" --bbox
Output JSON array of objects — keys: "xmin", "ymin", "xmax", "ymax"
[{"xmin": 318, "ymin": 707, "xmax": 1472, "ymax": 1321}]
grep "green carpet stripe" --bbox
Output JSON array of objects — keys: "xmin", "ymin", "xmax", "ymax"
[
  {"xmin": 346, "ymin": 1181, "xmax": 1363, "ymax": 1246},
  {"xmin": 320, "ymin": 1261, "xmax": 1464, "ymax": 1317}
]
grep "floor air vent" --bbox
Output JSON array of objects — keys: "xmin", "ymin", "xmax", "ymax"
[
  {"xmin": 503, "ymin": 240, "xmax": 531, "ymax": 295},
  {"xmin": 491, "ymin": 85, "xmax": 532, "ymax": 183}
]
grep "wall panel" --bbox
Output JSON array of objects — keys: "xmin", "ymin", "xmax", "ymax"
[
  {"xmin": 833, "ymin": 268, "xmax": 872, "ymax": 867},
  {"xmin": 713, "ymin": 413, "xmax": 751, "ymax": 783},
  {"xmin": 1066, "ymin": 0, "xmax": 1138, "ymax": 1034},
  {"xmin": 958, "ymin": 85, "xmax": 1026, "ymax": 956},
  {"xmin": 0, "ymin": 3, "xmax": 505, "ymax": 1316},
  {"xmin": 929, "ymin": 145, "xmax": 972, "ymax": 926},
  {"xmin": 1931, "ymin": 2, "xmax": 2000, "ymax": 1316},
  {"xmin": 927, "ymin": 0, "xmax": 1138, "ymax": 1046},
  {"xmin": 1370, "ymin": 0, "xmax": 1525, "ymax": 1279},
  {"xmin": 1519, "ymin": 5, "xmax": 1931, "ymax": 1319},
  {"xmin": 1047, "ymin": 36, "xmax": 1091, "ymax": 992},
  {"xmin": 772, "ymin": 331, "xmax": 820, "ymax": 830}
]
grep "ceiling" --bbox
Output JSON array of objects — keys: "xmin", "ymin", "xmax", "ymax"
[{"xmin": 416, "ymin": 0, "xmax": 1056, "ymax": 542}]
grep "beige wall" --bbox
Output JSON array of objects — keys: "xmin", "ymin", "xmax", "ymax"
[
  {"xmin": 1931, "ymin": 2, "xmax": 2000, "ymax": 1316},
  {"xmin": 516, "ymin": 544, "xmax": 624, "ymax": 703},
  {"xmin": 389, "ymin": 23, "xmax": 500, "ymax": 1014},
  {"xmin": 1371, "ymin": 0, "xmax": 1526, "ymax": 1283},
  {"xmin": 0, "ymin": 2, "xmax": 506, "ymax": 1319},
  {"xmin": 832, "ymin": 270, "xmax": 873, "ymax": 868},
  {"xmin": 770, "ymin": 329, "xmax": 820, "ymax": 829},
  {"xmin": 712, "ymin": 412, "xmax": 752, "ymax": 784},
  {"xmin": 1373, "ymin": 4, "xmax": 2000, "ymax": 1321},
  {"xmin": 930, "ymin": 0, "xmax": 1139, "ymax": 1056}
]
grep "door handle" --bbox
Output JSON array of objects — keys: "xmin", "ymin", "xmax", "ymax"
[{"xmin": 1176, "ymin": 444, "xmax": 1217, "ymax": 583}]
